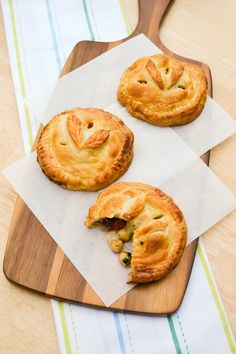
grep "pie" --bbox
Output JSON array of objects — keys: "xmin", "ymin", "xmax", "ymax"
[
  {"xmin": 117, "ymin": 54, "xmax": 208, "ymax": 126},
  {"xmin": 85, "ymin": 182, "xmax": 187, "ymax": 283},
  {"xmin": 37, "ymin": 108, "xmax": 134, "ymax": 191}
]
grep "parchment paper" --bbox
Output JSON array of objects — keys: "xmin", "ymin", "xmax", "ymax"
[
  {"xmin": 39, "ymin": 34, "xmax": 236, "ymax": 156},
  {"xmin": 3, "ymin": 101, "xmax": 236, "ymax": 306}
]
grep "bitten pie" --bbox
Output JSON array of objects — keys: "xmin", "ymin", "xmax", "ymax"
[
  {"xmin": 117, "ymin": 54, "xmax": 208, "ymax": 126},
  {"xmin": 37, "ymin": 108, "xmax": 134, "ymax": 191},
  {"xmin": 85, "ymin": 182, "xmax": 187, "ymax": 283}
]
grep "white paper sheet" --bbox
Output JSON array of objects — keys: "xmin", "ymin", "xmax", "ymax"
[
  {"xmin": 173, "ymin": 97, "xmax": 236, "ymax": 156},
  {"xmin": 161, "ymin": 158, "xmax": 236, "ymax": 240},
  {"xmin": 41, "ymin": 34, "xmax": 236, "ymax": 156},
  {"xmin": 3, "ymin": 102, "xmax": 236, "ymax": 306}
]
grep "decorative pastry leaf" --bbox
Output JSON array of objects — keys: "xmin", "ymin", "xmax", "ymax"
[
  {"xmin": 67, "ymin": 114, "xmax": 82, "ymax": 148},
  {"xmin": 122, "ymin": 197, "xmax": 145, "ymax": 220},
  {"xmin": 84, "ymin": 129, "xmax": 110, "ymax": 149},
  {"xmin": 167, "ymin": 63, "xmax": 184, "ymax": 89},
  {"xmin": 145, "ymin": 59, "xmax": 164, "ymax": 89}
]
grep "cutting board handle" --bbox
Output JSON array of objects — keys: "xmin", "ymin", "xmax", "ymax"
[
  {"xmin": 61, "ymin": 0, "xmax": 211, "ymax": 96},
  {"xmin": 61, "ymin": 0, "xmax": 172, "ymax": 76},
  {"xmin": 134, "ymin": 0, "xmax": 172, "ymax": 45},
  {"xmin": 131, "ymin": 0, "xmax": 212, "ymax": 94}
]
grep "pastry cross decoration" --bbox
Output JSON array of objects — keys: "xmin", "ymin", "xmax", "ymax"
[{"xmin": 66, "ymin": 114, "xmax": 110, "ymax": 149}]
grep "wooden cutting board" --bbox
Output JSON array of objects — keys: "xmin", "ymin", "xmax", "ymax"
[{"xmin": 3, "ymin": 0, "xmax": 212, "ymax": 314}]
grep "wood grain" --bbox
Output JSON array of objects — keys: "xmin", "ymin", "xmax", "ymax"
[
  {"xmin": 3, "ymin": 0, "xmax": 212, "ymax": 314},
  {"xmin": 1, "ymin": 0, "xmax": 236, "ymax": 351}
]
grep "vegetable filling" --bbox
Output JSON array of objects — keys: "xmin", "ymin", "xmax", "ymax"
[
  {"xmin": 96, "ymin": 217, "xmax": 127, "ymax": 231},
  {"xmin": 96, "ymin": 217, "xmax": 133, "ymax": 267}
]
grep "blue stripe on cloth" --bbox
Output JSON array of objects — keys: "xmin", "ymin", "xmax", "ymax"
[
  {"xmin": 45, "ymin": 0, "xmax": 62, "ymax": 72},
  {"xmin": 113, "ymin": 313, "xmax": 127, "ymax": 354},
  {"xmin": 81, "ymin": 0, "xmax": 95, "ymax": 40}
]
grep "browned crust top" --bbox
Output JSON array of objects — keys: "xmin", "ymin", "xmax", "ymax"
[
  {"xmin": 37, "ymin": 108, "xmax": 134, "ymax": 191},
  {"xmin": 117, "ymin": 54, "xmax": 208, "ymax": 126}
]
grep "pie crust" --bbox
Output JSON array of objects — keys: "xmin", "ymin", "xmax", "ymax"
[
  {"xmin": 37, "ymin": 108, "xmax": 134, "ymax": 191},
  {"xmin": 85, "ymin": 182, "xmax": 187, "ymax": 283},
  {"xmin": 117, "ymin": 54, "xmax": 208, "ymax": 126}
]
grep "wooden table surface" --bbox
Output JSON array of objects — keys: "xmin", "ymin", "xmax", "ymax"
[{"xmin": 0, "ymin": 0, "xmax": 235, "ymax": 352}]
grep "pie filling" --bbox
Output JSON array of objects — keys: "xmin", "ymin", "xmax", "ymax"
[
  {"xmin": 95, "ymin": 217, "xmax": 133, "ymax": 267},
  {"xmin": 95, "ymin": 217, "xmax": 127, "ymax": 231},
  {"xmin": 96, "ymin": 213, "xmax": 165, "ymax": 268}
]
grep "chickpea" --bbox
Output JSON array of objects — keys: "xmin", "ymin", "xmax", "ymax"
[
  {"xmin": 118, "ymin": 225, "xmax": 133, "ymax": 242},
  {"xmin": 119, "ymin": 251, "xmax": 132, "ymax": 267},
  {"xmin": 108, "ymin": 239, "xmax": 123, "ymax": 253}
]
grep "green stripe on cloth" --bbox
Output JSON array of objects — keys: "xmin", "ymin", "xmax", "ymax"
[
  {"xmin": 198, "ymin": 244, "xmax": 236, "ymax": 354},
  {"xmin": 58, "ymin": 302, "xmax": 73, "ymax": 354},
  {"xmin": 8, "ymin": 0, "xmax": 33, "ymax": 147},
  {"xmin": 118, "ymin": 0, "xmax": 132, "ymax": 35},
  {"xmin": 167, "ymin": 315, "xmax": 183, "ymax": 354},
  {"xmin": 81, "ymin": 0, "xmax": 95, "ymax": 40}
]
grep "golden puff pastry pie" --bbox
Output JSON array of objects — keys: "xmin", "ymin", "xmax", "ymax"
[
  {"xmin": 37, "ymin": 108, "xmax": 134, "ymax": 191},
  {"xmin": 117, "ymin": 54, "xmax": 208, "ymax": 126},
  {"xmin": 85, "ymin": 182, "xmax": 187, "ymax": 283}
]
